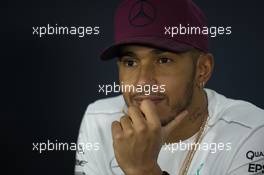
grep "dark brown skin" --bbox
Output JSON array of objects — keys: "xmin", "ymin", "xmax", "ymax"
[{"xmin": 111, "ymin": 45, "xmax": 214, "ymax": 175}]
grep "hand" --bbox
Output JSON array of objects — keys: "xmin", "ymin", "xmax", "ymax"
[{"xmin": 111, "ymin": 100, "xmax": 188, "ymax": 175}]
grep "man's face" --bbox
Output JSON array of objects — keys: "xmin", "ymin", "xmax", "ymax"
[{"xmin": 117, "ymin": 45, "xmax": 198, "ymax": 126}]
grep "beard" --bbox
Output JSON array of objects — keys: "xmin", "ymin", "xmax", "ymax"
[
  {"xmin": 160, "ymin": 64, "xmax": 196, "ymax": 126},
  {"xmin": 160, "ymin": 79, "xmax": 194, "ymax": 126}
]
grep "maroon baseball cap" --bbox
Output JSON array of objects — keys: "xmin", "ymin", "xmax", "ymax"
[{"xmin": 100, "ymin": 0, "xmax": 209, "ymax": 60}]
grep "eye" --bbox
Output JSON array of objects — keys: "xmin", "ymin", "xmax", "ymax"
[
  {"xmin": 120, "ymin": 57, "xmax": 138, "ymax": 67},
  {"xmin": 158, "ymin": 57, "xmax": 172, "ymax": 64}
]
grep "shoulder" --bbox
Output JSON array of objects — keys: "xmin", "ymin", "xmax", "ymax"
[
  {"xmin": 204, "ymin": 89, "xmax": 264, "ymax": 174},
  {"xmin": 206, "ymin": 89, "xmax": 264, "ymax": 129},
  {"xmin": 79, "ymin": 95, "xmax": 125, "ymax": 134},
  {"xmin": 221, "ymin": 100, "xmax": 264, "ymax": 129},
  {"xmin": 78, "ymin": 95, "xmax": 125, "ymax": 141},
  {"xmin": 85, "ymin": 95, "xmax": 125, "ymax": 115}
]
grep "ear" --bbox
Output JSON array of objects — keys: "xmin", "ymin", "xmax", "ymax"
[{"xmin": 195, "ymin": 53, "xmax": 214, "ymax": 86}]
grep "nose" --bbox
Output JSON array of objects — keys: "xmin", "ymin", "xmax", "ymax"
[{"xmin": 136, "ymin": 64, "xmax": 157, "ymax": 86}]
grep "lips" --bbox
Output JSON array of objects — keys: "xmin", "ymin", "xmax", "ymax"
[{"xmin": 133, "ymin": 95, "xmax": 165, "ymax": 104}]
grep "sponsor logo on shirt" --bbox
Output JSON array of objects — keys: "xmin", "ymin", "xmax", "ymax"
[
  {"xmin": 76, "ymin": 159, "xmax": 88, "ymax": 167},
  {"xmin": 195, "ymin": 163, "xmax": 204, "ymax": 175},
  {"xmin": 246, "ymin": 150, "xmax": 264, "ymax": 161},
  {"xmin": 109, "ymin": 156, "xmax": 125, "ymax": 175},
  {"xmin": 246, "ymin": 150, "xmax": 264, "ymax": 174}
]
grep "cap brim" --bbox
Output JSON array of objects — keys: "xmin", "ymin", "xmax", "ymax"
[{"xmin": 100, "ymin": 36, "xmax": 193, "ymax": 60}]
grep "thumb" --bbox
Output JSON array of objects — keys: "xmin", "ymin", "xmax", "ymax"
[{"xmin": 162, "ymin": 110, "xmax": 188, "ymax": 141}]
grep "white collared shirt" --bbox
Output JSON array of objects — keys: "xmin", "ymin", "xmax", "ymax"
[{"xmin": 75, "ymin": 89, "xmax": 264, "ymax": 175}]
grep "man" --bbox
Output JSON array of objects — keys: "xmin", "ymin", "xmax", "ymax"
[{"xmin": 75, "ymin": 0, "xmax": 264, "ymax": 175}]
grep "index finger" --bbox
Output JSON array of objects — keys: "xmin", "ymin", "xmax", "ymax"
[{"xmin": 140, "ymin": 99, "xmax": 160, "ymax": 127}]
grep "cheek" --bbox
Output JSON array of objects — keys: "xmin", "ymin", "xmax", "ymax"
[
  {"xmin": 119, "ymin": 68, "xmax": 137, "ymax": 85},
  {"xmin": 158, "ymin": 75, "xmax": 186, "ymax": 97},
  {"xmin": 158, "ymin": 61, "xmax": 194, "ymax": 96},
  {"xmin": 118, "ymin": 70, "xmax": 136, "ymax": 106}
]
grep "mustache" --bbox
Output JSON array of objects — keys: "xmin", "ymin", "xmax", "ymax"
[{"xmin": 131, "ymin": 92, "xmax": 166, "ymax": 98}]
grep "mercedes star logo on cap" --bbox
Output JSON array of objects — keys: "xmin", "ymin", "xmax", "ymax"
[{"xmin": 129, "ymin": 0, "xmax": 156, "ymax": 27}]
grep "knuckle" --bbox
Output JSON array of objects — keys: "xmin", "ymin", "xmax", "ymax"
[
  {"xmin": 113, "ymin": 133, "xmax": 123, "ymax": 140},
  {"xmin": 120, "ymin": 115, "xmax": 127, "ymax": 122},
  {"xmin": 125, "ymin": 129, "xmax": 134, "ymax": 137},
  {"xmin": 137, "ymin": 125, "xmax": 147, "ymax": 133},
  {"xmin": 151, "ymin": 124, "xmax": 161, "ymax": 133},
  {"xmin": 127, "ymin": 106, "xmax": 136, "ymax": 114}
]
